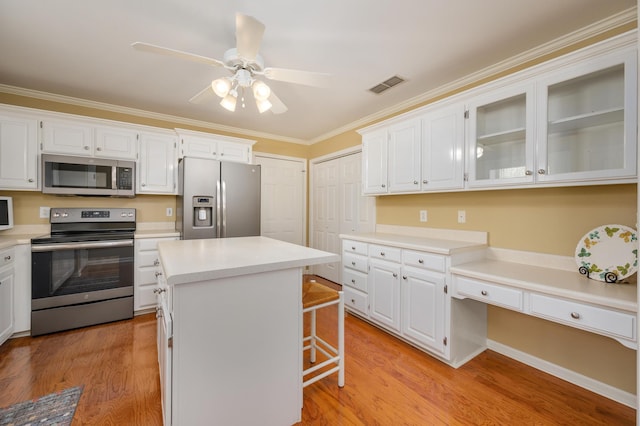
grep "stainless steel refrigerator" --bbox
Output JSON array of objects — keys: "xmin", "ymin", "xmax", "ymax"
[{"xmin": 176, "ymin": 157, "xmax": 261, "ymax": 240}]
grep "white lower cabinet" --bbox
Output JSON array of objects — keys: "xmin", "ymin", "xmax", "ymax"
[
  {"xmin": 135, "ymin": 236, "xmax": 178, "ymax": 312},
  {"xmin": 155, "ymin": 263, "xmax": 172, "ymax": 426},
  {"xmin": 341, "ymin": 237, "xmax": 485, "ymax": 366}
]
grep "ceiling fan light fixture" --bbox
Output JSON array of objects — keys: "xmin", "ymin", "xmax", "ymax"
[
  {"xmin": 252, "ymin": 80, "xmax": 271, "ymax": 101},
  {"xmin": 256, "ymin": 98, "xmax": 272, "ymax": 113},
  {"xmin": 220, "ymin": 92, "xmax": 237, "ymax": 112},
  {"xmin": 212, "ymin": 78, "xmax": 231, "ymax": 98}
]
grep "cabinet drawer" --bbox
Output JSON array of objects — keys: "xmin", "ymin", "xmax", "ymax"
[
  {"xmin": 368, "ymin": 244, "xmax": 401, "ymax": 263},
  {"xmin": 136, "ymin": 238, "xmax": 161, "ymax": 251},
  {"xmin": 342, "ymin": 268, "xmax": 368, "ymax": 293},
  {"xmin": 344, "ymin": 287, "xmax": 368, "ymax": 316},
  {"xmin": 342, "ymin": 252, "xmax": 368, "ymax": 273},
  {"xmin": 454, "ymin": 275, "xmax": 524, "ymax": 311},
  {"xmin": 402, "ymin": 250, "xmax": 445, "ymax": 272},
  {"xmin": 137, "ymin": 284, "xmax": 158, "ymax": 310},
  {"xmin": 138, "ymin": 251, "xmax": 160, "ymax": 268},
  {"xmin": 138, "ymin": 266, "xmax": 159, "ymax": 286},
  {"xmin": 0, "ymin": 248, "xmax": 14, "ymax": 268},
  {"xmin": 529, "ymin": 294, "xmax": 636, "ymax": 341},
  {"xmin": 342, "ymin": 240, "xmax": 368, "ymax": 256}
]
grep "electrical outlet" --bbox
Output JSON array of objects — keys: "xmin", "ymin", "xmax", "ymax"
[
  {"xmin": 39, "ymin": 207, "xmax": 50, "ymax": 219},
  {"xmin": 457, "ymin": 210, "xmax": 466, "ymax": 224},
  {"xmin": 166, "ymin": 207, "xmax": 173, "ymax": 217},
  {"xmin": 419, "ymin": 210, "xmax": 427, "ymax": 222}
]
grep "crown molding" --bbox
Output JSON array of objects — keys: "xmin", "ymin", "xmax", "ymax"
[{"xmin": 308, "ymin": 6, "xmax": 637, "ymax": 144}]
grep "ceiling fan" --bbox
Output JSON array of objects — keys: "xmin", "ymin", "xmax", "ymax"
[{"xmin": 132, "ymin": 13, "xmax": 330, "ymax": 114}]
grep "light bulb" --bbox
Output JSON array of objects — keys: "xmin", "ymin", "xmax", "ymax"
[
  {"xmin": 256, "ymin": 98, "xmax": 272, "ymax": 113},
  {"xmin": 252, "ymin": 80, "xmax": 271, "ymax": 101},
  {"xmin": 212, "ymin": 78, "xmax": 231, "ymax": 98},
  {"xmin": 220, "ymin": 92, "xmax": 237, "ymax": 112}
]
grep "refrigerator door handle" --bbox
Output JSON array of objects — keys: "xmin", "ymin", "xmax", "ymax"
[
  {"xmin": 221, "ymin": 180, "xmax": 227, "ymax": 238},
  {"xmin": 216, "ymin": 179, "xmax": 222, "ymax": 238}
]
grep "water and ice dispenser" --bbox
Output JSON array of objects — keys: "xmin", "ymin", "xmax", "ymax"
[{"xmin": 193, "ymin": 196, "xmax": 213, "ymax": 228}]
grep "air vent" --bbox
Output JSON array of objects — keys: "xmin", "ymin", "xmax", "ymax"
[{"xmin": 368, "ymin": 75, "xmax": 406, "ymax": 94}]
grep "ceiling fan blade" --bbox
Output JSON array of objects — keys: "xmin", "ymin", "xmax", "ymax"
[
  {"xmin": 268, "ymin": 90, "xmax": 288, "ymax": 114},
  {"xmin": 235, "ymin": 13, "xmax": 265, "ymax": 61},
  {"xmin": 132, "ymin": 42, "xmax": 225, "ymax": 67},
  {"xmin": 189, "ymin": 85, "xmax": 215, "ymax": 104},
  {"xmin": 262, "ymin": 67, "xmax": 331, "ymax": 88}
]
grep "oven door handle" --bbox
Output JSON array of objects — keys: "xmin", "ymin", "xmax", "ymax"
[{"xmin": 31, "ymin": 239, "xmax": 134, "ymax": 252}]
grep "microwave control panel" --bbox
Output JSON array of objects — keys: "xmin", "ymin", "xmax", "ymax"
[{"xmin": 117, "ymin": 167, "xmax": 133, "ymax": 190}]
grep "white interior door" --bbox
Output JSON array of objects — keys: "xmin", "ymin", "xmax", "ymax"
[{"xmin": 255, "ymin": 155, "xmax": 306, "ymax": 245}]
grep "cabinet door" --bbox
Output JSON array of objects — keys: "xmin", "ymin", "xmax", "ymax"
[
  {"xmin": 0, "ymin": 266, "xmax": 14, "ymax": 345},
  {"xmin": 137, "ymin": 132, "xmax": 177, "ymax": 194},
  {"xmin": 466, "ymin": 84, "xmax": 535, "ymax": 187},
  {"xmin": 0, "ymin": 113, "xmax": 38, "ymax": 190},
  {"xmin": 95, "ymin": 126, "xmax": 138, "ymax": 159},
  {"xmin": 41, "ymin": 119, "xmax": 93, "ymax": 155},
  {"xmin": 369, "ymin": 258, "xmax": 401, "ymax": 332},
  {"xmin": 421, "ymin": 104, "xmax": 464, "ymax": 191},
  {"xmin": 156, "ymin": 280, "xmax": 172, "ymax": 426},
  {"xmin": 401, "ymin": 266, "xmax": 445, "ymax": 354},
  {"xmin": 361, "ymin": 129, "xmax": 388, "ymax": 194},
  {"xmin": 218, "ymin": 141, "xmax": 251, "ymax": 163},
  {"xmin": 180, "ymin": 135, "xmax": 217, "ymax": 159},
  {"xmin": 387, "ymin": 118, "xmax": 421, "ymax": 192},
  {"xmin": 536, "ymin": 49, "xmax": 637, "ymax": 183}
]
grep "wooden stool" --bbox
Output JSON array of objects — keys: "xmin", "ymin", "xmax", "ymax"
[{"xmin": 302, "ymin": 281, "xmax": 345, "ymax": 388}]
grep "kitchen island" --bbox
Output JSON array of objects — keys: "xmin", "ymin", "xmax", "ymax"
[{"xmin": 156, "ymin": 236, "xmax": 339, "ymax": 426}]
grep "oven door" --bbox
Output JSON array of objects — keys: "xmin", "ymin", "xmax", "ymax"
[{"xmin": 31, "ymin": 239, "xmax": 134, "ymax": 310}]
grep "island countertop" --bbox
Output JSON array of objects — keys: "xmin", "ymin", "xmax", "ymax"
[{"xmin": 157, "ymin": 236, "xmax": 340, "ymax": 286}]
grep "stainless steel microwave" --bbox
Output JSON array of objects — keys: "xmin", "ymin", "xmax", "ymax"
[{"xmin": 42, "ymin": 154, "xmax": 135, "ymax": 197}]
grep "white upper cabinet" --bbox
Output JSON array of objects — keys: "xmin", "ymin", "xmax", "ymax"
[
  {"xmin": 421, "ymin": 103, "xmax": 465, "ymax": 191},
  {"xmin": 177, "ymin": 129, "xmax": 254, "ymax": 164},
  {"xmin": 0, "ymin": 111, "xmax": 38, "ymax": 190},
  {"xmin": 465, "ymin": 83, "xmax": 536, "ymax": 188},
  {"xmin": 137, "ymin": 131, "xmax": 178, "ymax": 194},
  {"xmin": 387, "ymin": 118, "xmax": 422, "ymax": 193},
  {"xmin": 361, "ymin": 128, "xmax": 388, "ymax": 194},
  {"xmin": 42, "ymin": 119, "xmax": 138, "ymax": 160},
  {"xmin": 536, "ymin": 49, "xmax": 637, "ymax": 183},
  {"xmin": 95, "ymin": 126, "xmax": 138, "ymax": 160}
]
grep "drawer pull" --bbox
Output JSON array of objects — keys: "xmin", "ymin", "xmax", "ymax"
[
  {"xmin": 155, "ymin": 271, "xmax": 163, "ymax": 278},
  {"xmin": 402, "ymin": 275, "xmax": 407, "ymax": 280},
  {"xmin": 380, "ymin": 252, "xmax": 385, "ymax": 256},
  {"xmin": 351, "ymin": 299, "xmax": 356, "ymax": 304},
  {"xmin": 570, "ymin": 312, "xmax": 581, "ymax": 319},
  {"xmin": 351, "ymin": 246, "xmax": 356, "ymax": 250},
  {"xmin": 351, "ymin": 279, "xmax": 355, "ymax": 284},
  {"xmin": 3, "ymin": 255, "xmax": 10, "ymax": 261},
  {"xmin": 481, "ymin": 290, "xmax": 488, "ymax": 296},
  {"xmin": 392, "ymin": 273, "xmax": 398, "ymax": 278},
  {"xmin": 418, "ymin": 259, "xmax": 424, "ymax": 264},
  {"xmin": 153, "ymin": 288, "xmax": 166, "ymax": 294},
  {"xmin": 351, "ymin": 261, "xmax": 356, "ymax": 266},
  {"xmin": 153, "ymin": 259, "xmax": 160, "ymax": 266}
]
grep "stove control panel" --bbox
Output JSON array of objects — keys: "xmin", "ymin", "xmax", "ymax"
[{"xmin": 50, "ymin": 208, "xmax": 136, "ymax": 223}]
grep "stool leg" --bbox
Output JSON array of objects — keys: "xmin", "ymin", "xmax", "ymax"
[
  {"xmin": 338, "ymin": 292, "xmax": 345, "ymax": 387},
  {"xmin": 310, "ymin": 309, "xmax": 316, "ymax": 363}
]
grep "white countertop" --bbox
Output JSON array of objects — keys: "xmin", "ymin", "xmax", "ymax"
[
  {"xmin": 340, "ymin": 232, "xmax": 486, "ymax": 255},
  {"xmin": 451, "ymin": 259, "xmax": 637, "ymax": 312},
  {"xmin": 158, "ymin": 236, "xmax": 340, "ymax": 286}
]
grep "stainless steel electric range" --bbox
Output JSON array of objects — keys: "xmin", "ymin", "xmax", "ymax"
[{"xmin": 30, "ymin": 207, "xmax": 135, "ymax": 336}]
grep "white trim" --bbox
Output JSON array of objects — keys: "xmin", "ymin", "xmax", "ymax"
[
  {"xmin": 310, "ymin": 145, "xmax": 361, "ymax": 165},
  {"xmin": 487, "ymin": 339, "xmax": 637, "ymax": 408}
]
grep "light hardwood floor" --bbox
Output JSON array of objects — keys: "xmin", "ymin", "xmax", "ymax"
[{"xmin": 0, "ymin": 275, "xmax": 634, "ymax": 425}]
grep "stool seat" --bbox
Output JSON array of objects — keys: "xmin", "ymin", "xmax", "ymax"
[{"xmin": 303, "ymin": 282, "xmax": 339, "ymax": 308}]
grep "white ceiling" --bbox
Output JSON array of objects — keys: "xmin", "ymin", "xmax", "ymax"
[{"xmin": 0, "ymin": 1, "xmax": 636, "ymax": 144}]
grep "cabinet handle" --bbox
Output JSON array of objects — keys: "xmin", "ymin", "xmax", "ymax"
[
  {"xmin": 351, "ymin": 279, "xmax": 356, "ymax": 284},
  {"xmin": 28, "ymin": 178, "xmax": 34, "ymax": 183},
  {"xmin": 380, "ymin": 252, "xmax": 385, "ymax": 256},
  {"xmin": 481, "ymin": 290, "xmax": 488, "ymax": 296},
  {"xmin": 351, "ymin": 298, "xmax": 356, "ymax": 304},
  {"xmin": 96, "ymin": 147, "xmax": 102, "ymax": 151},
  {"xmin": 141, "ymin": 183, "xmax": 146, "ymax": 187},
  {"xmin": 537, "ymin": 169, "xmax": 546, "ymax": 175},
  {"xmin": 351, "ymin": 261, "xmax": 356, "ymax": 266},
  {"xmin": 392, "ymin": 273, "xmax": 398, "ymax": 278},
  {"xmin": 402, "ymin": 275, "xmax": 407, "ymax": 280},
  {"xmin": 418, "ymin": 259, "xmax": 424, "ymax": 264},
  {"xmin": 84, "ymin": 146, "xmax": 90, "ymax": 150},
  {"xmin": 351, "ymin": 246, "xmax": 356, "ymax": 250},
  {"xmin": 153, "ymin": 259, "xmax": 160, "ymax": 266},
  {"xmin": 212, "ymin": 152, "xmax": 217, "ymax": 156},
  {"xmin": 4, "ymin": 256, "xmax": 10, "ymax": 261},
  {"xmin": 570, "ymin": 312, "xmax": 580, "ymax": 319},
  {"xmin": 155, "ymin": 271, "xmax": 163, "ymax": 278},
  {"xmin": 381, "ymin": 184, "xmax": 386, "ymax": 188},
  {"xmin": 153, "ymin": 288, "xmax": 166, "ymax": 294},
  {"xmin": 220, "ymin": 153, "xmax": 224, "ymax": 156},
  {"xmin": 413, "ymin": 180, "xmax": 418, "ymax": 185},
  {"xmin": 422, "ymin": 180, "xmax": 428, "ymax": 184},
  {"xmin": 525, "ymin": 170, "xmax": 533, "ymax": 176}
]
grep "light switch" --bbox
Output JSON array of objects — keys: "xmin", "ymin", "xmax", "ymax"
[
  {"xmin": 166, "ymin": 207, "xmax": 173, "ymax": 217},
  {"xmin": 457, "ymin": 210, "xmax": 466, "ymax": 223},
  {"xmin": 39, "ymin": 207, "xmax": 50, "ymax": 219}
]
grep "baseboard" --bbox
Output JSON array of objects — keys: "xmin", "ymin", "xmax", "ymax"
[{"xmin": 487, "ymin": 339, "xmax": 637, "ymax": 408}]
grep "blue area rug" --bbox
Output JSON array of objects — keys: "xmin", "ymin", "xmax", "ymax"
[{"xmin": 0, "ymin": 386, "xmax": 83, "ymax": 426}]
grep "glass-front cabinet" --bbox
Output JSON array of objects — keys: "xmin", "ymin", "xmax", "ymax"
[
  {"xmin": 536, "ymin": 50, "xmax": 637, "ymax": 183},
  {"xmin": 466, "ymin": 84, "xmax": 535, "ymax": 187}
]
